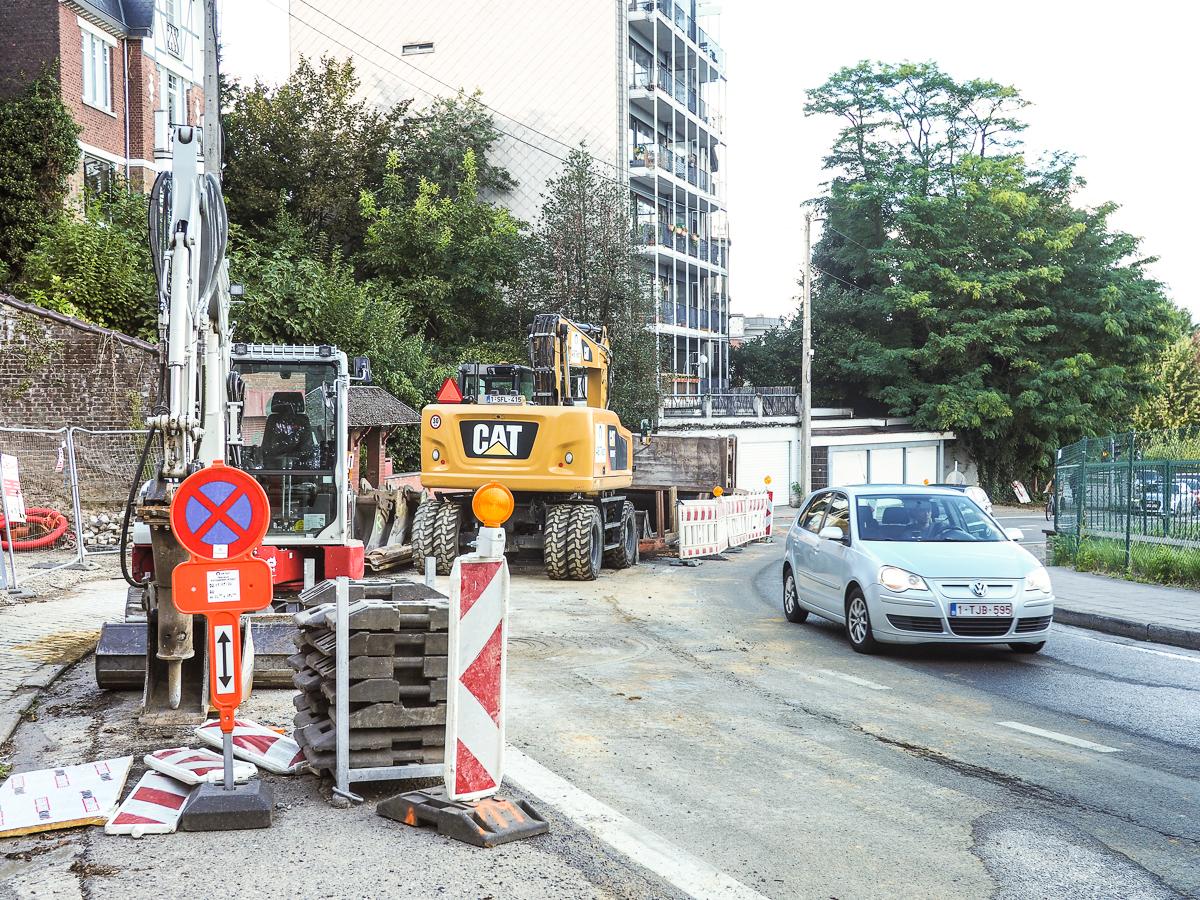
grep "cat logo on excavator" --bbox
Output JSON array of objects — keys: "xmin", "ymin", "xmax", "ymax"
[{"xmin": 460, "ymin": 421, "xmax": 539, "ymax": 459}]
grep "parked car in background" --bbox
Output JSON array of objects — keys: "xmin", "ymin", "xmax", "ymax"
[
  {"xmin": 782, "ymin": 486, "xmax": 1054, "ymax": 654},
  {"xmin": 937, "ymin": 483, "xmax": 993, "ymax": 515},
  {"xmin": 1135, "ymin": 481, "xmax": 1199, "ymax": 515}
]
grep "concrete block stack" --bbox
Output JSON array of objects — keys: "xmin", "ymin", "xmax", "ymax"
[{"xmin": 288, "ymin": 579, "xmax": 449, "ymax": 773}]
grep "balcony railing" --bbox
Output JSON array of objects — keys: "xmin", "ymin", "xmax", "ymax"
[
  {"xmin": 661, "ymin": 389, "xmax": 800, "ymax": 419},
  {"xmin": 164, "ymin": 22, "xmax": 182, "ymax": 58},
  {"xmin": 628, "ymin": 0, "xmax": 725, "ymax": 70}
]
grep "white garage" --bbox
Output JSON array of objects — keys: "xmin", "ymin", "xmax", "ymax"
[{"xmin": 737, "ymin": 440, "xmax": 792, "ymax": 493}]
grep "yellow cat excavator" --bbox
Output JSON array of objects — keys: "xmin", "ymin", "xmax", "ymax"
[{"xmin": 416, "ymin": 313, "xmax": 638, "ymax": 580}]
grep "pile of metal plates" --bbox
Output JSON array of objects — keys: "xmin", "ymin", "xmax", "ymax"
[{"xmin": 289, "ymin": 580, "xmax": 449, "ymax": 773}]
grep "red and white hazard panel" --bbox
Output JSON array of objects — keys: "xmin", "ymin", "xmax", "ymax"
[
  {"xmin": 194, "ymin": 718, "xmax": 306, "ymax": 775},
  {"xmin": 446, "ymin": 556, "xmax": 509, "ymax": 802},
  {"xmin": 144, "ymin": 747, "xmax": 257, "ymax": 785},
  {"xmin": 105, "ymin": 770, "xmax": 194, "ymax": 836}
]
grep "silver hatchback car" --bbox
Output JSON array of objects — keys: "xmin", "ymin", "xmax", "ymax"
[{"xmin": 782, "ymin": 485, "xmax": 1054, "ymax": 653}]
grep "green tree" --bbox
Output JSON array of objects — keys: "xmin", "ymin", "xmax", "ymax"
[
  {"xmin": 359, "ymin": 149, "xmax": 524, "ymax": 352},
  {"xmin": 1133, "ymin": 334, "xmax": 1200, "ymax": 431},
  {"xmin": 16, "ymin": 184, "xmax": 156, "ymax": 339},
  {"xmin": 794, "ymin": 61, "xmax": 1180, "ymax": 491},
  {"xmin": 229, "ymin": 213, "xmax": 436, "ymax": 416},
  {"xmin": 222, "ymin": 56, "xmax": 406, "ymax": 252},
  {"xmin": 0, "ymin": 72, "xmax": 81, "ymax": 279},
  {"xmin": 516, "ymin": 147, "xmax": 659, "ymax": 427},
  {"xmin": 730, "ymin": 325, "xmax": 801, "ymax": 388},
  {"xmin": 392, "ymin": 91, "xmax": 516, "ymax": 201}
]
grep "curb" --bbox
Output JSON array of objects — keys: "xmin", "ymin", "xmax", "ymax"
[
  {"xmin": 0, "ymin": 660, "xmax": 80, "ymax": 748},
  {"xmin": 1054, "ymin": 607, "xmax": 1200, "ymax": 652}
]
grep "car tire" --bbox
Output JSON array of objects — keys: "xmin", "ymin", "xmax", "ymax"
[
  {"xmin": 845, "ymin": 588, "xmax": 879, "ymax": 654},
  {"xmin": 1009, "ymin": 641, "xmax": 1045, "ymax": 654},
  {"xmin": 783, "ymin": 569, "xmax": 808, "ymax": 624}
]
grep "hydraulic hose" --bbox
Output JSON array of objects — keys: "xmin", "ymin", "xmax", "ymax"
[{"xmin": 119, "ymin": 422, "xmax": 158, "ymax": 587}]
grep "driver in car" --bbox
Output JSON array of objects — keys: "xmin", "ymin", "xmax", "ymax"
[{"xmin": 905, "ymin": 500, "xmax": 938, "ymax": 540}]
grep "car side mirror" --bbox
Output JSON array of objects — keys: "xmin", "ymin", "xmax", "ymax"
[
  {"xmin": 819, "ymin": 525, "xmax": 847, "ymax": 542},
  {"xmin": 1005, "ymin": 527, "xmax": 1024, "ymax": 541},
  {"xmin": 351, "ymin": 356, "xmax": 373, "ymax": 384}
]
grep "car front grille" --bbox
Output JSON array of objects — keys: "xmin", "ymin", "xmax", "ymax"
[
  {"xmin": 1014, "ymin": 615, "xmax": 1053, "ymax": 633},
  {"xmin": 934, "ymin": 580, "xmax": 1020, "ymax": 600},
  {"xmin": 886, "ymin": 615, "xmax": 944, "ymax": 633},
  {"xmin": 947, "ymin": 617, "xmax": 1014, "ymax": 637}
]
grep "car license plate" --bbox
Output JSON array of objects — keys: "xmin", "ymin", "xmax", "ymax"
[
  {"xmin": 948, "ymin": 603, "xmax": 1013, "ymax": 617},
  {"xmin": 481, "ymin": 395, "xmax": 522, "ymax": 404}
]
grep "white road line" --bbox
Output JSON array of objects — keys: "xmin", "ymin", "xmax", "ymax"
[
  {"xmin": 997, "ymin": 721, "xmax": 1121, "ymax": 753},
  {"xmin": 816, "ymin": 669, "xmax": 892, "ymax": 691},
  {"xmin": 506, "ymin": 748, "xmax": 768, "ymax": 900},
  {"xmin": 1062, "ymin": 627, "xmax": 1200, "ymax": 663}
]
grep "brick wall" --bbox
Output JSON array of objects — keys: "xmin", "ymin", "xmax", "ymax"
[
  {"xmin": 58, "ymin": 4, "xmax": 127, "ymax": 162},
  {"xmin": 0, "ymin": 295, "xmax": 158, "ymax": 431},
  {"xmin": 126, "ymin": 41, "xmax": 157, "ymax": 185},
  {"xmin": 0, "ymin": 0, "xmax": 60, "ymax": 97},
  {"xmin": 811, "ymin": 446, "xmax": 829, "ymax": 491}
]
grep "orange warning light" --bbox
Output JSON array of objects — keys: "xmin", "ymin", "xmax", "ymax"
[
  {"xmin": 472, "ymin": 481, "xmax": 515, "ymax": 528},
  {"xmin": 763, "ymin": 475, "xmax": 772, "ymax": 486},
  {"xmin": 713, "ymin": 486, "xmax": 724, "ymax": 497}
]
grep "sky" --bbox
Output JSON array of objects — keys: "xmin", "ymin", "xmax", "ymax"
[{"xmin": 220, "ymin": 1, "xmax": 1200, "ymax": 320}]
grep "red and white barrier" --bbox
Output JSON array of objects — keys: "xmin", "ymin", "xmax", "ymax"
[
  {"xmin": 145, "ymin": 746, "xmax": 257, "ymax": 785},
  {"xmin": 195, "ymin": 718, "xmax": 306, "ymax": 775},
  {"xmin": 105, "ymin": 770, "xmax": 193, "ymax": 836},
  {"xmin": 446, "ymin": 530, "xmax": 509, "ymax": 802},
  {"xmin": 678, "ymin": 491, "xmax": 773, "ymax": 559}
]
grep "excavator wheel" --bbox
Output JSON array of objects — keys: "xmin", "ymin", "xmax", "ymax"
[
  {"xmin": 604, "ymin": 501, "xmax": 638, "ymax": 570},
  {"xmin": 433, "ymin": 501, "xmax": 461, "ymax": 575},
  {"xmin": 544, "ymin": 504, "xmax": 602, "ymax": 581},
  {"xmin": 411, "ymin": 498, "xmax": 441, "ymax": 569}
]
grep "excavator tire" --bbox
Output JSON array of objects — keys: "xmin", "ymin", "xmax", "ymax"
[
  {"xmin": 411, "ymin": 498, "xmax": 441, "ymax": 567},
  {"xmin": 604, "ymin": 501, "xmax": 638, "ymax": 570},
  {"xmin": 432, "ymin": 501, "xmax": 461, "ymax": 576},
  {"xmin": 544, "ymin": 504, "xmax": 602, "ymax": 581}
]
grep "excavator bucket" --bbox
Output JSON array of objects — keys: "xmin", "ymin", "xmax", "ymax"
[{"xmin": 141, "ymin": 612, "xmax": 209, "ymax": 726}]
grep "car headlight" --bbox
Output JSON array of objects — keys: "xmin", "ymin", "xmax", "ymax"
[
  {"xmin": 879, "ymin": 566, "xmax": 928, "ymax": 592},
  {"xmin": 1024, "ymin": 567, "xmax": 1052, "ymax": 593}
]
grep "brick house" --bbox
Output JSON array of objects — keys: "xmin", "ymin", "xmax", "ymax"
[{"xmin": 0, "ymin": 0, "xmax": 206, "ymax": 192}]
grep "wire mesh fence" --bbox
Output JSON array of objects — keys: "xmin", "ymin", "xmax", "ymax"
[
  {"xmin": 1052, "ymin": 428, "xmax": 1200, "ymax": 586},
  {"xmin": 0, "ymin": 426, "xmax": 157, "ymax": 593}
]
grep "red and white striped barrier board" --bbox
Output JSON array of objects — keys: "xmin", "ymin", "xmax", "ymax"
[
  {"xmin": 0, "ymin": 756, "xmax": 132, "ymax": 838},
  {"xmin": 747, "ymin": 493, "xmax": 770, "ymax": 541},
  {"xmin": 678, "ymin": 499, "xmax": 722, "ymax": 559},
  {"xmin": 105, "ymin": 770, "xmax": 194, "ymax": 836},
  {"xmin": 144, "ymin": 746, "xmax": 257, "ymax": 785},
  {"xmin": 446, "ymin": 552, "xmax": 509, "ymax": 802},
  {"xmin": 765, "ymin": 490, "xmax": 774, "ymax": 536},
  {"xmin": 195, "ymin": 719, "xmax": 306, "ymax": 775}
]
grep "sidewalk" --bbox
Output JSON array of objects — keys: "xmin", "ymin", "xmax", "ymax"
[
  {"xmin": 1049, "ymin": 566, "xmax": 1200, "ymax": 651},
  {"xmin": 0, "ymin": 578, "xmax": 127, "ymax": 746}
]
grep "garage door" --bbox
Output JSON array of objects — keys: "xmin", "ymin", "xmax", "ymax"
[
  {"xmin": 829, "ymin": 449, "xmax": 868, "ymax": 487},
  {"xmin": 905, "ymin": 445, "xmax": 938, "ymax": 484},
  {"xmin": 738, "ymin": 441, "xmax": 791, "ymax": 493},
  {"xmin": 870, "ymin": 447, "xmax": 904, "ymax": 484}
]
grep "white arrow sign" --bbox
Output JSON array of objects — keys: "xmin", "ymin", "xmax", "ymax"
[{"xmin": 212, "ymin": 624, "xmax": 236, "ymax": 697}]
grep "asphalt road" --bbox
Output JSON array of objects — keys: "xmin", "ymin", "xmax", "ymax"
[
  {"xmin": 991, "ymin": 506, "xmax": 1050, "ymax": 561},
  {"xmin": 2, "ymin": 542, "xmax": 1198, "ymax": 898}
]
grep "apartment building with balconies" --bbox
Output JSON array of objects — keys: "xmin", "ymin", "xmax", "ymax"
[{"xmin": 290, "ymin": 0, "xmax": 731, "ymax": 393}]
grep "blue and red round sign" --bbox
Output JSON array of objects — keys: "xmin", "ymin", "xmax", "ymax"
[{"xmin": 169, "ymin": 461, "xmax": 269, "ymax": 561}]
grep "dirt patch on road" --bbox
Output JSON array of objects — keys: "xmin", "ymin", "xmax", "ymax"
[{"xmin": 13, "ymin": 630, "xmax": 101, "ymax": 664}]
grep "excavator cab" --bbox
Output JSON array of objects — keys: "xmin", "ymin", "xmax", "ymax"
[{"xmin": 457, "ymin": 363, "xmax": 535, "ymax": 405}]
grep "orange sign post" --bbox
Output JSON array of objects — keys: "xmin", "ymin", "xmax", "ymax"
[{"xmin": 169, "ymin": 462, "xmax": 275, "ymax": 830}]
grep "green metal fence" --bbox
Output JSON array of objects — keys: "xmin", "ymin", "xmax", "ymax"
[{"xmin": 1053, "ymin": 428, "xmax": 1200, "ymax": 585}]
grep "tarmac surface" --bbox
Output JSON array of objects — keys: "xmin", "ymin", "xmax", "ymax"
[{"xmin": 1, "ymin": 542, "xmax": 1198, "ymax": 898}]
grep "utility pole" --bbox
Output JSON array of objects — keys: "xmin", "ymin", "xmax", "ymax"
[
  {"xmin": 202, "ymin": 0, "xmax": 221, "ymax": 181},
  {"xmin": 800, "ymin": 211, "xmax": 813, "ymax": 496}
]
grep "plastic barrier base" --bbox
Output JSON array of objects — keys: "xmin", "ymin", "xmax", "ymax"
[{"xmin": 378, "ymin": 786, "xmax": 548, "ymax": 848}]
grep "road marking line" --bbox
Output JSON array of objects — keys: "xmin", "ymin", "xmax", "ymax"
[
  {"xmin": 816, "ymin": 669, "xmax": 892, "ymax": 691},
  {"xmin": 997, "ymin": 721, "xmax": 1120, "ymax": 753},
  {"xmin": 1064, "ymin": 627, "xmax": 1200, "ymax": 663},
  {"xmin": 506, "ymin": 747, "xmax": 768, "ymax": 900}
]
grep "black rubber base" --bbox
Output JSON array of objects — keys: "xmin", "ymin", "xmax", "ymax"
[
  {"xmin": 378, "ymin": 787, "xmax": 548, "ymax": 848},
  {"xmin": 178, "ymin": 779, "xmax": 274, "ymax": 831}
]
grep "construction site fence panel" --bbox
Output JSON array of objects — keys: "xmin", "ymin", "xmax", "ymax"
[
  {"xmin": 677, "ymin": 491, "xmax": 772, "ymax": 559},
  {"xmin": 0, "ymin": 425, "xmax": 158, "ymax": 592}
]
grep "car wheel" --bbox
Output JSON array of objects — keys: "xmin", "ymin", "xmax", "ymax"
[
  {"xmin": 783, "ymin": 570, "xmax": 808, "ymax": 624},
  {"xmin": 1009, "ymin": 641, "xmax": 1045, "ymax": 654},
  {"xmin": 845, "ymin": 588, "xmax": 878, "ymax": 654}
]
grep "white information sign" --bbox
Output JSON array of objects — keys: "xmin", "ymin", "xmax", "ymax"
[
  {"xmin": 212, "ymin": 624, "xmax": 236, "ymax": 697},
  {"xmin": 205, "ymin": 568, "xmax": 241, "ymax": 603},
  {"xmin": 1, "ymin": 454, "xmax": 27, "ymax": 525}
]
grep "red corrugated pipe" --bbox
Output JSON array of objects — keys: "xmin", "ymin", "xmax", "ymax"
[{"xmin": 0, "ymin": 507, "xmax": 71, "ymax": 550}]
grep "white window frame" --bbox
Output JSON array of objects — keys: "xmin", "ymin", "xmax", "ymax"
[
  {"xmin": 80, "ymin": 23, "xmax": 115, "ymax": 114},
  {"xmin": 159, "ymin": 66, "xmax": 186, "ymax": 126}
]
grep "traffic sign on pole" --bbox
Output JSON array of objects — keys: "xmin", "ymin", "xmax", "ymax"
[{"xmin": 170, "ymin": 460, "xmax": 269, "ymax": 561}]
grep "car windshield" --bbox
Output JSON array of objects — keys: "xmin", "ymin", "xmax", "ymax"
[{"xmin": 856, "ymin": 493, "xmax": 1005, "ymax": 542}]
